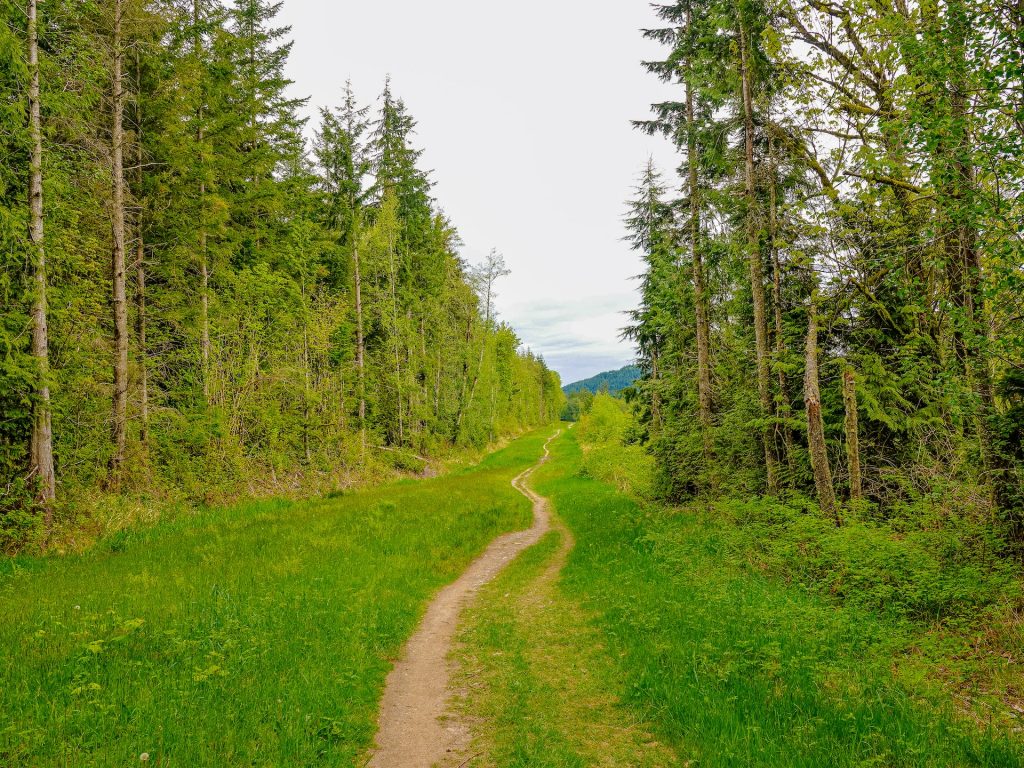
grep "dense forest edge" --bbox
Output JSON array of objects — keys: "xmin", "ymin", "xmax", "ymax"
[
  {"xmin": 509, "ymin": 401, "xmax": 1024, "ymax": 761},
  {"xmin": 558, "ymin": 0, "xmax": 1024, "ymax": 739},
  {"xmin": 0, "ymin": 0, "xmax": 564, "ymax": 553},
  {"xmin": 626, "ymin": 0, "xmax": 1023, "ymax": 523}
]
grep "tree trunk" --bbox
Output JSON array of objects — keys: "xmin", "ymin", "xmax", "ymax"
[
  {"xmin": 460, "ymin": 281, "xmax": 492, "ymax": 439},
  {"xmin": 194, "ymin": 0, "xmax": 210, "ymax": 404},
  {"xmin": 650, "ymin": 351, "xmax": 663, "ymax": 433},
  {"xmin": 842, "ymin": 364, "xmax": 862, "ymax": 502},
  {"xmin": 108, "ymin": 0, "xmax": 129, "ymax": 487},
  {"xmin": 388, "ymin": 235, "xmax": 403, "ymax": 445},
  {"xmin": 353, "ymin": 237, "xmax": 366, "ymax": 452},
  {"xmin": 199, "ymin": 208, "xmax": 210, "ymax": 400},
  {"xmin": 135, "ymin": 51, "xmax": 148, "ymax": 448},
  {"xmin": 301, "ymin": 276, "xmax": 312, "ymax": 463},
  {"xmin": 454, "ymin": 315, "xmax": 472, "ymax": 440},
  {"xmin": 27, "ymin": 0, "xmax": 56, "ymax": 513},
  {"xmin": 804, "ymin": 288, "xmax": 839, "ymax": 523},
  {"xmin": 137, "ymin": 234, "xmax": 148, "ymax": 446},
  {"xmin": 738, "ymin": 18, "xmax": 779, "ymax": 493},
  {"xmin": 768, "ymin": 142, "xmax": 794, "ymax": 478},
  {"xmin": 685, "ymin": 35, "xmax": 713, "ymax": 460},
  {"xmin": 434, "ymin": 346, "xmax": 441, "ymax": 417},
  {"xmin": 940, "ymin": 0, "xmax": 1005, "ymax": 513}
]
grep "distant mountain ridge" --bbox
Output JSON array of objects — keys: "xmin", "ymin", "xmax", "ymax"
[{"xmin": 563, "ymin": 365, "xmax": 641, "ymax": 395}]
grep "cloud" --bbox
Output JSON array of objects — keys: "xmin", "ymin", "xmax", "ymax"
[{"xmin": 500, "ymin": 292, "xmax": 638, "ymax": 383}]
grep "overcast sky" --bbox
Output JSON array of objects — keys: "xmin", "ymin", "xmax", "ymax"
[{"xmin": 277, "ymin": 0, "xmax": 677, "ymax": 384}]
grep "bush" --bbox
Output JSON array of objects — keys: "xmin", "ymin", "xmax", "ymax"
[
  {"xmin": 711, "ymin": 498, "xmax": 1015, "ymax": 624},
  {"xmin": 579, "ymin": 443, "xmax": 654, "ymax": 498},
  {"xmin": 576, "ymin": 393, "xmax": 631, "ymax": 444},
  {"xmin": 573, "ymin": 393, "xmax": 1017, "ymax": 626},
  {"xmin": 573, "ymin": 394, "xmax": 654, "ymax": 498},
  {"xmin": 1, "ymin": 486, "xmax": 41, "ymax": 555}
]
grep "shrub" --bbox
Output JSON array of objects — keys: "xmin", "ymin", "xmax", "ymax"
[
  {"xmin": 576, "ymin": 393, "xmax": 631, "ymax": 444},
  {"xmin": 710, "ymin": 498, "xmax": 1015, "ymax": 624}
]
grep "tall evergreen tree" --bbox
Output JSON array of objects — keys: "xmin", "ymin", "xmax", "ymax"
[{"xmin": 26, "ymin": 0, "xmax": 55, "ymax": 510}]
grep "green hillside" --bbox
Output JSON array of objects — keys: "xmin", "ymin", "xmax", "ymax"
[{"xmin": 562, "ymin": 365, "xmax": 640, "ymax": 395}]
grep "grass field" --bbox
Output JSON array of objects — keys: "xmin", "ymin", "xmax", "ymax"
[
  {"xmin": 7, "ymin": 422, "xmax": 1021, "ymax": 767},
  {"xmin": 457, "ymin": 427, "xmax": 1024, "ymax": 767},
  {"xmin": 0, "ymin": 428, "xmax": 552, "ymax": 766}
]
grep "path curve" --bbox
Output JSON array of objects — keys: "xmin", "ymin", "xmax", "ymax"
[{"xmin": 366, "ymin": 429, "xmax": 562, "ymax": 768}]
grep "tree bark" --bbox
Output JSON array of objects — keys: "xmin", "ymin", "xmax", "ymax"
[
  {"xmin": 199, "ymin": 207, "xmax": 210, "ymax": 400},
  {"xmin": 388, "ymin": 233, "xmax": 404, "ymax": 445},
  {"xmin": 804, "ymin": 287, "xmax": 839, "ymax": 522},
  {"xmin": 650, "ymin": 351, "xmax": 663, "ymax": 433},
  {"xmin": 108, "ymin": 0, "xmax": 129, "ymax": 486},
  {"xmin": 685, "ymin": 30, "xmax": 713, "ymax": 460},
  {"xmin": 301, "ymin": 275, "xmax": 312, "ymax": 463},
  {"xmin": 939, "ymin": 0, "xmax": 1004, "ymax": 512},
  {"xmin": 194, "ymin": 0, "xmax": 210, "ymax": 404},
  {"xmin": 434, "ymin": 346, "xmax": 442, "ymax": 417},
  {"xmin": 456, "ymin": 251, "xmax": 507, "ymax": 440},
  {"xmin": 135, "ymin": 51, "xmax": 148, "ymax": 448},
  {"xmin": 768, "ymin": 142, "xmax": 794, "ymax": 478},
  {"xmin": 27, "ymin": 0, "xmax": 56, "ymax": 513},
  {"xmin": 842, "ymin": 364, "xmax": 861, "ymax": 502},
  {"xmin": 738, "ymin": 18, "xmax": 779, "ymax": 493},
  {"xmin": 353, "ymin": 237, "xmax": 366, "ymax": 452},
  {"xmin": 458, "ymin": 293, "xmax": 489, "ymax": 438}
]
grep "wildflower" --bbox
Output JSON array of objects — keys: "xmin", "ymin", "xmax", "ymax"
[{"xmin": 140, "ymin": 753, "xmax": 150, "ymax": 762}]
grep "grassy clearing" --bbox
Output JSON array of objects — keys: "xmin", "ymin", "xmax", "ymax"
[
  {"xmin": 454, "ymin": 520, "xmax": 680, "ymax": 768},
  {"xmin": 462, "ymin": 426, "xmax": 1023, "ymax": 767},
  {"xmin": 0, "ymin": 427, "xmax": 553, "ymax": 766}
]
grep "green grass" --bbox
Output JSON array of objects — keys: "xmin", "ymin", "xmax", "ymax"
[
  {"xmin": 0, "ymin": 427, "xmax": 555, "ymax": 766},
  {"xmin": 491, "ymin": 427, "xmax": 1024, "ymax": 767},
  {"xmin": 455, "ymin": 526, "xmax": 681, "ymax": 767}
]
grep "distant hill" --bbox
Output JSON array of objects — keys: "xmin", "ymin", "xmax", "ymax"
[{"xmin": 563, "ymin": 365, "xmax": 641, "ymax": 396}]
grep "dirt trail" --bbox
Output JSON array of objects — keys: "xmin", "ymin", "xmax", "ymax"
[{"xmin": 366, "ymin": 429, "xmax": 562, "ymax": 768}]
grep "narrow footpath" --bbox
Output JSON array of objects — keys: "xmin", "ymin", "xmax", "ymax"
[{"xmin": 366, "ymin": 429, "xmax": 562, "ymax": 768}]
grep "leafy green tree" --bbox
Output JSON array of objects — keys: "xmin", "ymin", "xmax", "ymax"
[{"xmin": 633, "ymin": 0, "xmax": 1024, "ymax": 534}]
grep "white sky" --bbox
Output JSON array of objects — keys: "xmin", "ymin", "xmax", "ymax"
[{"xmin": 277, "ymin": 0, "xmax": 677, "ymax": 384}]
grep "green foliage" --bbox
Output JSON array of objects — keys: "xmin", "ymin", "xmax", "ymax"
[
  {"xmin": 574, "ymin": 394, "xmax": 654, "ymax": 498},
  {"xmin": 0, "ymin": 1, "xmax": 561, "ymax": 545},
  {"xmin": 575, "ymin": 393, "xmax": 630, "ymax": 444},
  {"xmin": 559, "ymin": 388, "xmax": 592, "ymax": 421},
  {"xmin": 712, "ymin": 498, "xmax": 1015, "ymax": 625},
  {"xmin": 630, "ymin": 0, "xmax": 1024, "ymax": 539}
]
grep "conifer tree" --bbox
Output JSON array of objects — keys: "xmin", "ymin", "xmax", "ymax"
[
  {"xmin": 634, "ymin": 0, "xmax": 1024, "ymax": 529},
  {"xmin": 0, "ymin": 5, "xmax": 563, "ymax": 545},
  {"xmin": 315, "ymin": 82, "xmax": 373, "ymax": 449},
  {"xmin": 106, "ymin": 0, "xmax": 130, "ymax": 487},
  {"xmin": 26, "ymin": 0, "xmax": 55, "ymax": 509}
]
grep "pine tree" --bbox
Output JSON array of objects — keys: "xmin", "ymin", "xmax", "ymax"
[
  {"xmin": 1, "ymin": 7, "xmax": 564, "ymax": 546},
  {"xmin": 315, "ymin": 82, "xmax": 372, "ymax": 448}
]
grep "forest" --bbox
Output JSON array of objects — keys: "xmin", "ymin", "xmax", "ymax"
[
  {"xmin": 626, "ymin": 0, "xmax": 1024, "ymax": 532},
  {"xmin": 2, "ymin": 0, "xmax": 1024, "ymax": 764},
  {"xmin": 0, "ymin": 0, "xmax": 563, "ymax": 550},
  {"xmin": 562, "ymin": 364, "xmax": 641, "ymax": 396}
]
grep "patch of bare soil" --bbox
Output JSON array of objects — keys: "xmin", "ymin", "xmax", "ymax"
[{"xmin": 365, "ymin": 430, "xmax": 561, "ymax": 768}]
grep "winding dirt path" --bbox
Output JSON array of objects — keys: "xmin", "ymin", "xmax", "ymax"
[{"xmin": 366, "ymin": 429, "xmax": 562, "ymax": 768}]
